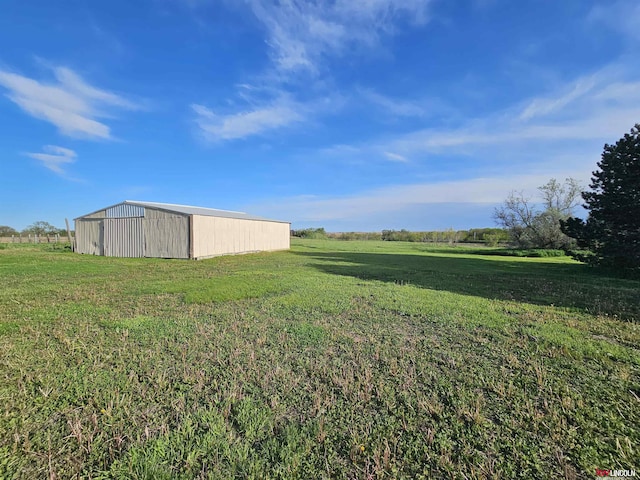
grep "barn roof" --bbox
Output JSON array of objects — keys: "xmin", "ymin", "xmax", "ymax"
[{"xmin": 76, "ymin": 200, "xmax": 289, "ymax": 223}]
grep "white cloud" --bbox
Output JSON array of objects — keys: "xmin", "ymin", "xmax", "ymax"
[
  {"xmin": 387, "ymin": 110, "xmax": 639, "ymax": 154},
  {"xmin": 247, "ymin": 0, "xmax": 432, "ymax": 73},
  {"xmin": 192, "ymin": 89, "xmax": 347, "ymax": 141},
  {"xmin": 189, "ymin": 1, "xmax": 431, "ymax": 143},
  {"xmin": 275, "ymin": 65, "xmax": 638, "ymax": 228},
  {"xmin": 359, "ymin": 88, "xmax": 425, "ymax": 117},
  {"xmin": 591, "ymin": 80, "xmax": 640, "ymax": 102},
  {"xmin": 589, "ymin": 0, "xmax": 640, "ymax": 42},
  {"xmin": 53, "ymin": 67, "xmax": 137, "ymax": 110},
  {"xmin": 192, "ymin": 99, "xmax": 304, "ymax": 141},
  {"xmin": 248, "ymin": 172, "xmax": 587, "ymax": 226},
  {"xmin": 25, "ymin": 145, "xmax": 77, "ymax": 175},
  {"xmin": 383, "ymin": 151, "xmax": 408, "ymax": 162},
  {"xmin": 322, "ymin": 65, "xmax": 640, "ymax": 164},
  {"xmin": 518, "ymin": 77, "xmax": 597, "ymax": 121},
  {"xmin": 0, "ymin": 65, "xmax": 138, "ymax": 139}
]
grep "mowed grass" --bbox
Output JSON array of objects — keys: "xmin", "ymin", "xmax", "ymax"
[{"xmin": 0, "ymin": 240, "xmax": 638, "ymax": 479}]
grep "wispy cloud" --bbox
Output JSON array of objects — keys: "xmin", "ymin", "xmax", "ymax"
[
  {"xmin": 0, "ymin": 65, "xmax": 139, "ymax": 139},
  {"xmin": 589, "ymin": 0, "xmax": 640, "ymax": 42},
  {"xmin": 192, "ymin": 98, "xmax": 304, "ymax": 141},
  {"xmin": 189, "ymin": 1, "xmax": 432, "ymax": 143},
  {"xmin": 276, "ymin": 64, "xmax": 639, "ymax": 229},
  {"xmin": 518, "ymin": 77, "xmax": 597, "ymax": 121},
  {"xmin": 24, "ymin": 145, "xmax": 77, "ymax": 176},
  {"xmin": 192, "ymin": 86, "xmax": 346, "ymax": 141},
  {"xmin": 383, "ymin": 151, "xmax": 408, "ymax": 162},
  {"xmin": 359, "ymin": 88, "xmax": 425, "ymax": 118},
  {"xmin": 324, "ymin": 65, "xmax": 640, "ymax": 166},
  {"xmin": 247, "ymin": 0, "xmax": 432, "ymax": 74},
  {"xmin": 249, "ymin": 172, "xmax": 582, "ymax": 226}
]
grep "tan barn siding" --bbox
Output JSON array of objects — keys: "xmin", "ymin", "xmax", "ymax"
[
  {"xmin": 75, "ymin": 219, "xmax": 103, "ymax": 255},
  {"xmin": 192, "ymin": 216, "xmax": 290, "ymax": 259},
  {"xmin": 140, "ymin": 208, "xmax": 190, "ymax": 258},
  {"xmin": 83, "ymin": 210, "xmax": 106, "ymax": 219},
  {"xmin": 144, "ymin": 208, "xmax": 185, "ymax": 220},
  {"xmin": 144, "ymin": 217, "xmax": 189, "ymax": 258},
  {"xmin": 104, "ymin": 218, "xmax": 144, "ymax": 257},
  {"xmin": 76, "ymin": 203, "xmax": 289, "ymax": 259}
]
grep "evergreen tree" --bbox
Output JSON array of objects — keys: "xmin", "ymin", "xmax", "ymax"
[{"xmin": 562, "ymin": 124, "xmax": 640, "ymax": 269}]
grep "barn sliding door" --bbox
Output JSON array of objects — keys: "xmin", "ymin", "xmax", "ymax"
[{"xmin": 103, "ymin": 218, "xmax": 144, "ymax": 257}]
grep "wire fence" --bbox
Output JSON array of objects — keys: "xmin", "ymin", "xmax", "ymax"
[{"xmin": 0, "ymin": 235, "xmax": 72, "ymax": 244}]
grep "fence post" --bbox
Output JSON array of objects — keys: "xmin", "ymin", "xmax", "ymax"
[{"xmin": 65, "ymin": 218, "xmax": 74, "ymax": 252}]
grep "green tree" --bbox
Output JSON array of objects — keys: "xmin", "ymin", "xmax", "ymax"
[
  {"xmin": 562, "ymin": 124, "xmax": 640, "ymax": 269},
  {"xmin": 0, "ymin": 226, "xmax": 18, "ymax": 236},
  {"xmin": 291, "ymin": 227, "xmax": 326, "ymax": 239},
  {"xmin": 494, "ymin": 178, "xmax": 582, "ymax": 249},
  {"xmin": 22, "ymin": 221, "xmax": 59, "ymax": 236},
  {"xmin": 484, "ymin": 231, "xmax": 509, "ymax": 247}
]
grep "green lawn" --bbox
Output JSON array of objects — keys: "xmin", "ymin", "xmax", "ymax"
[{"xmin": 0, "ymin": 240, "xmax": 638, "ymax": 479}]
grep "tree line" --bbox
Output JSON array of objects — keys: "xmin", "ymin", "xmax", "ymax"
[
  {"xmin": 379, "ymin": 228, "xmax": 508, "ymax": 245},
  {"xmin": 0, "ymin": 221, "xmax": 70, "ymax": 237},
  {"xmin": 291, "ymin": 227, "xmax": 509, "ymax": 245}
]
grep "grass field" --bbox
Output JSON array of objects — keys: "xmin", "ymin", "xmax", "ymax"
[{"xmin": 0, "ymin": 239, "xmax": 638, "ymax": 479}]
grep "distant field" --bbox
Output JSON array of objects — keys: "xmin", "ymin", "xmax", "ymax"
[{"xmin": 0, "ymin": 240, "xmax": 638, "ymax": 479}]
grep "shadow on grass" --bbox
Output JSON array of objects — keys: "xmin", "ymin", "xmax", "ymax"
[{"xmin": 295, "ymin": 250, "xmax": 640, "ymax": 320}]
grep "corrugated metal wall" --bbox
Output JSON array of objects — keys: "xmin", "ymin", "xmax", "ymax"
[
  {"xmin": 144, "ymin": 216, "xmax": 189, "ymax": 259},
  {"xmin": 144, "ymin": 208, "xmax": 178, "ymax": 219},
  {"xmin": 75, "ymin": 219, "xmax": 103, "ymax": 255},
  {"xmin": 76, "ymin": 203, "xmax": 288, "ymax": 259},
  {"xmin": 106, "ymin": 204, "xmax": 145, "ymax": 218},
  {"xmin": 104, "ymin": 218, "xmax": 144, "ymax": 257},
  {"xmin": 191, "ymin": 216, "xmax": 290, "ymax": 259},
  {"xmin": 76, "ymin": 207, "xmax": 190, "ymax": 258},
  {"xmin": 83, "ymin": 210, "xmax": 106, "ymax": 219}
]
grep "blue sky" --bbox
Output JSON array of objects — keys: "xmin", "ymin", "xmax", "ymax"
[{"xmin": 1, "ymin": 0, "xmax": 639, "ymax": 231}]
